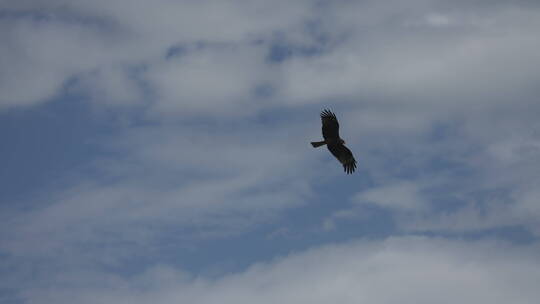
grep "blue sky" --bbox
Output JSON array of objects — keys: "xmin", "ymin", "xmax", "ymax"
[{"xmin": 2, "ymin": 0, "xmax": 540, "ymax": 303}]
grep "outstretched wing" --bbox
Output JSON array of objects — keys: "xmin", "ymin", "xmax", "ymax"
[
  {"xmin": 327, "ymin": 144, "xmax": 357, "ymax": 174},
  {"xmin": 321, "ymin": 109, "xmax": 340, "ymax": 140}
]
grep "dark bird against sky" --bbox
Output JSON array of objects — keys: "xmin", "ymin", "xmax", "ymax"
[{"xmin": 311, "ymin": 109, "xmax": 357, "ymax": 174}]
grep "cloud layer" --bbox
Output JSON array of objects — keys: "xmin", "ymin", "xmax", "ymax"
[
  {"xmin": 19, "ymin": 237, "xmax": 540, "ymax": 304},
  {"xmin": 1, "ymin": 0, "xmax": 540, "ymax": 303}
]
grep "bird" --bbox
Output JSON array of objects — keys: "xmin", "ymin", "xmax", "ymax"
[{"xmin": 311, "ymin": 109, "xmax": 357, "ymax": 174}]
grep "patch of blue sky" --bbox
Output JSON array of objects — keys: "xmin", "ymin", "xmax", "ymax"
[
  {"xmin": 0, "ymin": 96, "xmax": 108, "ymax": 206},
  {"xmin": 98, "ymin": 203, "xmax": 397, "ymax": 277},
  {"xmin": 266, "ymin": 43, "xmax": 326, "ymax": 63},
  {"xmin": 418, "ymin": 226, "xmax": 538, "ymax": 245},
  {"xmin": 0, "ymin": 7, "xmax": 119, "ymax": 33}
]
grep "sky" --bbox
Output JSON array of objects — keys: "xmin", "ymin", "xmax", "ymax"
[{"xmin": 1, "ymin": 0, "xmax": 540, "ymax": 303}]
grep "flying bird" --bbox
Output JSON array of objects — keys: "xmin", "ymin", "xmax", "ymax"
[{"xmin": 311, "ymin": 109, "xmax": 357, "ymax": 174}]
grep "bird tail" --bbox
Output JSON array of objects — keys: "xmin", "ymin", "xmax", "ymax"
[{"xmin": 311, "ymin": 141, "xmax": 326, "ymax": 148}]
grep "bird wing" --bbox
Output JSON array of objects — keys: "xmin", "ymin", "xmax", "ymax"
[
  {"xmin": 320, "ymin": 109, "xmax": 340, "ymax": 140},
  {"xmin": 327, "ymin": 143, "xmax": 357, "ymax": 174}
]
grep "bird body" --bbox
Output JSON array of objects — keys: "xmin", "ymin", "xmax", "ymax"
[{"xmin": 311, "ymin": 109, "xmax": 357, "ymax": 174}]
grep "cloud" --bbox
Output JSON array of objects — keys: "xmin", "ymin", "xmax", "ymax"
[
  {"xmin": 71, "ymin": 67, "xmax": 144, "ymax": 106},
  {"xmin": 353, "ymin": 181, "xmax": 427, "ymax": 211},
  {"xmin": 0, "ymin": 0, "xmax": 314, "ymax": 110},
  {"xmin": 323, "ymin": 108, "xmax": 540, "ymax": 235},
  {"xmin": 2, "ymin": 0, "xmax": 540, "ymax": 119},
  {"xmin": 276, "ymin": 4, "xmax": 540, "ymax": 110},
  {"xmin": 144, "ymin": 43, "xmax": 272, "ymax": 117},
  {"xmin": 3, "ymin": 0, "xmax": 539, "ymax": 259},
  {"xmin": 2, "ymin": 1, "xmax": 540, "ymax": 302},
  {"xmin": 404, "ymin": 182, "xmax": 540, "ymax": 236},
  {"xmin": 0, "ymin": 120, "xmax": 318, "ymax": 265},
  {"xmin": 17, "ymin": 237, "xmax": 540, "ymax": 304}
]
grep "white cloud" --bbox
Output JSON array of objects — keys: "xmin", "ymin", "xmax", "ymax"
[
  {"xmin": 276, "ymin": 12, "xmax": 540, "ymax": 111},
  {"xmin": 2, "ymin": 0, "xmax": 540, "ymax": 120},
  {"xmin": 324, "ymin": 179, "xmax": 431, "ymax": 231},
  {"xmin": 425, "ymin": 13, "xmax": 452, "ymax": 27},
  {"xmin": 322, "ymin": 109, "xmax": 540, "ymax": 235},
  {"xmin": 405, "ymin": 182, "xmax": 540, "ymax": 236},
  {"xmin": 144, "ymin": 44, "xmax": 271, "ymax": 117},
  {"xmin": 0, "ymin": 11, "xmax": 138, "ymax": 107},
  {"xmin": 353, "ymin": 181, "xmax": 427, "ymax": 211},
  {"xmin": 18, "ymin": 237, "xmax": 540, "ymax": 304},
  {"xmin": 0, "ymin": 0, "xmax": 314, "ymax": 110}
]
